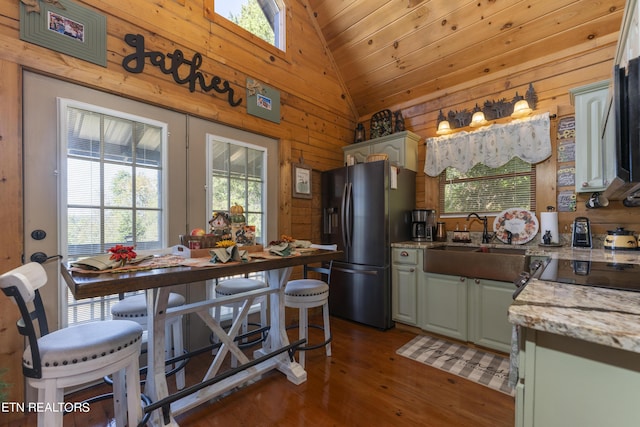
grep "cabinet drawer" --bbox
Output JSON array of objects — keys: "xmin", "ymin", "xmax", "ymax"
[{"xmin": 393, "ymin": 248, "xmax": 418, "ymax": 265}]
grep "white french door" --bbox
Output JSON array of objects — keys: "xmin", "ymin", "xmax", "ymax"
[
  {"xmin": 23, "ymin": 71, "xmax": 187, "ymax": 329},
  {"xmin": 23, "ymin": 73, "xmax": 279, "ymax": 351}
]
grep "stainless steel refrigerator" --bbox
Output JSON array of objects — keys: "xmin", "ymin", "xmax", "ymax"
[{"xmin": 322, "ymin": 160, "xmax": 415, "ymax": 329}]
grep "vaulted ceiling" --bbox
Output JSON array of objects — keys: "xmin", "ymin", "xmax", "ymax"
[{"xmin": 307, "ymin": 0, "xmax": 626, "ymax": 118}]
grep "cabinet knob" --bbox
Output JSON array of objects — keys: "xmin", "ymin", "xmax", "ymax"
[
  {"xmin": 459, "ymin": 277, "xmax": 465, "ymax": 282},
  {"xmin": 401, "ymin": 251, "xmax": 409, "ymax": 257},
  {"xmin": 474, "ymin": 278, "xmax": 480, "ymax": 284},
  {"xmin": 409, "ymin": 268, "xmax": 415, "ymax": 272},
  {"xmin": 582, "ymin": 182, "xmax": 589, "ymax": 187}
]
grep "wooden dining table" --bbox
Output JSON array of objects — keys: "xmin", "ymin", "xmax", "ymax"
[{"xmin": 61, "ymin": 247, "xmax": 342, "ymax": 427}]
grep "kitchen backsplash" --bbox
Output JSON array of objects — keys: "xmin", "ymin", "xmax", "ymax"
[{"xmin": 454, "ymin": 231, "xmax": 612, "ymax": 249}]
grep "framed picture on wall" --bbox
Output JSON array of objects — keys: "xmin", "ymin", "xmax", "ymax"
[
  {"xmin": 292, "ymin": 163, "xmax": 312, "ymax": 199},
  {"xmin": 20, "ymin": 0, "xmax": 107, "ymax": 67}
]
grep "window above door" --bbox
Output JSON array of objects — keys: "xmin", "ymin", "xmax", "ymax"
[{"xmin": 209, "ymin": 0, "xmax": 286, "ymax": 54}]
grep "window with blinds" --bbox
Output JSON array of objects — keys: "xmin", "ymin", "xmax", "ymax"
[
  {"xmin": 440, "ymin": 157, "xmax": 536, "ymax": 215},
  {"xmin": 206, "ymin": 137, "xmax": 268, "ymax": 319},
  {"xmin": 63, "ymin": 105, "xmax": 166, "ymax": 326},
  {"xmin": 208, "ymin": 138, "xmax": 265, "ymax": 243}
]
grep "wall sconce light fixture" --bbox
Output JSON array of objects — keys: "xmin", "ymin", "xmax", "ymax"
[
  {"xmin": 469, "ymin": 104, "xmax": 488, "ymax": 128},
  {"xmin": 511, "ymin": 99, "xmax": 533, "ymax": 118},
  {"xmin": 436, "ymin": 83, "xmax": 537, "ymax": 133},
  {"xmin": 436, "ymin": 116, "xmax": 452, "ymax": 135}
]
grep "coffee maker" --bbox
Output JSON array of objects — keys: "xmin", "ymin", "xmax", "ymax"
[{"xmin": 411, "ymin": 209, "xmax": 436, "ymax": 241}]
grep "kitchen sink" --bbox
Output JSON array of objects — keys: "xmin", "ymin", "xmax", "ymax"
[
  {"xmin": 427, "ymin": 245, "xmax": 480, "ymax": 252},
  {"xmin": 475, "ymin": 246, "xmax": 528, "ymax": 255},
  {"xmin": 424, "ymin": 245, "xmax": 530, "ymax": 282}
]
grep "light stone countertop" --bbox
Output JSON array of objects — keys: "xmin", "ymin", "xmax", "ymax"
[{"xmin": 392, "ymin": 240, "xmax": 640, "ymax": 353}]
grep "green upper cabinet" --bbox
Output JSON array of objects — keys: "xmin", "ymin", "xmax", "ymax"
[
  {"xmin": 343, "ymin": 131, "xmax": 419, "ymax": 171},
  {"xmin": 570, "ymin": 80, "xmax": 615, "ymax": 193}
]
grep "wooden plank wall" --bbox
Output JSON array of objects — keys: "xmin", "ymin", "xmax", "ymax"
[
  {"xmin": 373, "ymin": 33, "xmax": 636, "ymax": 237},
  {"xmin": 0, "ymin": 0, "xmax": 632, "ymax": 411},
  {"xmin": 0, "ymin": 58, "xmax": 23, "ymax": 415},
  {"xmin": 0, "ymin": 0, "xmax": 354, "ymax": 409}
]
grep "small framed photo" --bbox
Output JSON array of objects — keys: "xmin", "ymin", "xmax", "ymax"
[
  {"xmin": 20, "ymin": 0, "xmax": 107, "ymax": 67},
  {"xmin": 292, "ymin": 163, "xmax": 312, "ymax": 199}
]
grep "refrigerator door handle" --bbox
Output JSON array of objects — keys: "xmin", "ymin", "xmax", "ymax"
[
  {"xmin": 345, "ymin": 182, "xmax": 353, "ymax": 248},
  {"xmin": 331, "ymin": 266, "xmax": 378, "ymax": 276},
  {"xmin": 340, "ymin": 183, "xmax": 348, "ymax": 248}
]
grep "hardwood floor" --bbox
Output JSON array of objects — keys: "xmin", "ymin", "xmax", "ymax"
[{"xmin": 4, "ymin": 311, "xmax": 514, "ymax": 426}]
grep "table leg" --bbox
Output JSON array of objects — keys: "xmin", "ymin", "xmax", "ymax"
[
  {"xmin": 256, "ymin": 267, "xmax": 307, "ymax": 384},
  {"xmin": 145, "ymin": 287, "xmax": 178, "ymax": 427}
]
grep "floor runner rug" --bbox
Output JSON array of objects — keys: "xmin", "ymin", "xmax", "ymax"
[{"xmin": 396, "ymin": 335, "xmax": 514, "ymax": 396}]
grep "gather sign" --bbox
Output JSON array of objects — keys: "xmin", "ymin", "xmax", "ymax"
[{"xmin": 121, "ymin": 33, "xmax": 242, "ymax": 108}]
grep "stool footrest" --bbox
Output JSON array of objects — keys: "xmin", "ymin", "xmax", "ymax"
[
  {"xmin": 286, "ymin": 323, "xmax": 332, "ymax": 351},
  {"xmin": 103, "ymin": 348, "xmax": 190, "ymax": 386},
  {"xmin": 143, "ymin": 339, "xmax": 306, "ymax": 422}
]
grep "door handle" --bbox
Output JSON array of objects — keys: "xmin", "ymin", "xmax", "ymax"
[
  {"xmin": 28, "ymin": 252, "xmax": 62, "ymax": 264},
  {"xmin": 30, "ymin": 252, "xmax": 49, "ymax": 263}
]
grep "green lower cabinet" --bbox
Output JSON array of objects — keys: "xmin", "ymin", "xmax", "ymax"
[
  {"xmin": 391, "ymin": 263, "xmax": 418, "ymax": 325},
  {"xmin": 419, "ymin": 272, "xmax": 513, "ymax": 352},
  {"xmin": 391, "ymin": 248, "xmax": 420, "ymax": 325},
  {"xmin": 419, "ymin": 273, "xmax": 468, "ymax": 341},
  {"xmin": 468, "ymin": 278, "xmax": 514, "ymax": 353},
  {"xmin": 518, "ymin": 328, "xmax": 640, "ymax": 427}
]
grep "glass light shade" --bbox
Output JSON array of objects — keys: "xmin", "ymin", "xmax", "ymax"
[
  {"xmin": 511, "ymin": 99, "xmax": 533, "ymax": 118},
  {"xmin": 469, "ymin": 111, "xmax": 488, "ymax": 127},
  {"xmin": 436, "ymin": 120, "xmax": 452, "ymax": 135}
]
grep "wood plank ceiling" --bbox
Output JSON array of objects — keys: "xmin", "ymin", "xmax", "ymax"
[{"xmin": 307, "ymin": 0, "xmax": 626, "ymax": 118}]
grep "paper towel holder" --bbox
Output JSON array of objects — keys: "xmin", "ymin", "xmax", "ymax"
[{"xmin": 540, "ymin": 206, "xmax": 561, "ymax": 246}]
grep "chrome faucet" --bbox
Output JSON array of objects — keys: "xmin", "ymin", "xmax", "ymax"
[{"xmin": 466, "ymin": 212, "xmax": 491, "ymax": 244}]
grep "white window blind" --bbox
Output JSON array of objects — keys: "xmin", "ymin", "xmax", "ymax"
[
  {"xmin": 440, "ymin": 157, "xmax": 536, "ymax": 215},
  {"xmin": 207, "ymin": 136, "xmax": 267, "ymax": 319},
  {"xmin": 62, "ymin": 103, "xmax": 167, "ymax": 326}
]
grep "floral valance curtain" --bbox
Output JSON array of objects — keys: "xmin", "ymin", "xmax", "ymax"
[{"xmin": 424, "ymin": 112, "xmax": 551, "ymax": 177}]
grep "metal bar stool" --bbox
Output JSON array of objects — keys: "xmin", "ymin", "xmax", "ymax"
[
  {"xmin": 284, "ymin": 243, "xmax": 336, "ymax": 368},
  {"xmin": 0, "ymin": 263, "xmax": 143, "ymax": 427},
  {"xmin": 111, "ymin": 292, "xmax": 186, "ymax": 389}
]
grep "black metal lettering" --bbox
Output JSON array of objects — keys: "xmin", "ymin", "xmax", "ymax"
[
  {"xmin": 121, "ymin": 34, "xmax": 243, "ymax": 108},
  {"xmin": 122, "ymin": 34, "xmax": 147, "ymax": 73}
]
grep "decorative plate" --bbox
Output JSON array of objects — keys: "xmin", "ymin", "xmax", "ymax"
[
  {"xmin": 493, "ymin": 208, "xmax": 539, "ymax": 244},
  {"xmin": 370, "ymin": 109, "xmax": 393, "ymax": 139}
]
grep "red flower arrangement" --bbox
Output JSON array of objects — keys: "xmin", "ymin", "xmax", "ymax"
[{"xmin": 108, "ymin": 245, "xmax": 137, "ymax": 267}]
